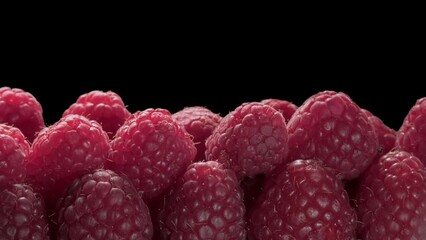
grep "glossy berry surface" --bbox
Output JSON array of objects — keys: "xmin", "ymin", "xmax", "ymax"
[
  {"xmin": 159, "ymin": 161, "xmax": 246, "ymax": 239},
  {"xmin": 56, "ymin": 169, "xmax": 153, "ymax": 239}
]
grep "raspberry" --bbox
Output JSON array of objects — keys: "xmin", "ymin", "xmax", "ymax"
[
  {"xmin": 0, "ymin": 87, "xmax": 45, "ymax": 142},
  {"xmin": 26, "ymin": 114, "xmax": 110, "ymax": 212},
  {"xmin": 248, "ymin": 159, "xmax": 357, "ymax": 239},
  {"xmin": 356, "ymin": 150, "xmax": 426, "ymax": 239},
  {"xmin": 395, "ymin": 97, "xmax": 426, "ymax": 165},
  {"xmin": 287, "ymin": 91, "xmax": 378, "ymax": 180},
  {"xmin": 173, "ymin": 106, "xmax": 222, "ymax": 162},
  {"xmin": 260, "ymin": 98, "xmax": 298, "ymax": 123},
  {"xmin": 56, "ymin": 169, "xmax": 153, "ymax": 239},
  {"xmin": 158, "ymin": 161, "xmax": 246, "ymax": 239},
  {"xmin": 107, "ymin": 108, "xmax": 196, "ymax": 204},
  {"xmin": 0, "ymin": 124, "xmax": 30, "ymax": 188},
  {"xmin": 0, "ymin": 184, "xmax": 49, "ymax": 239},
  {"xmin": 205, "ymin": 102, "xmax": 288, "ymax": 179},
  {"xmin": 363, "ymin": 108, "xmax": 396, "ymax": 156},
  {"xmin": 63, "ymin": 90, "xmax": 131, "ymax": 139}
]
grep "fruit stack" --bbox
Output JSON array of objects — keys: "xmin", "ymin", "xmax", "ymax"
[{"xmin": 0, "ymin": 86, "xmax": 425, "ymax": 239}]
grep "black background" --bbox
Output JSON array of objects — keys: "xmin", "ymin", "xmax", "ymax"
[{"xmin": 2, "ymin": 20, "xmax": 424, "ymax": 131}]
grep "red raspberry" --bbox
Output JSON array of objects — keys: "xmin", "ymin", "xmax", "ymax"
[
  {"xmin": 356, "ymin": 150, "xmax": 426, "ymax": 239},
  {"xmin": 395, "ymin": 97, "xmax": 426, "ymax": 165},
  {"xmin": 287, "ymin": 91, "xmax": 378, "ymax": 180},
  {"xmin": 107, "ymin": 108, "xmax": 196, "ymax": 204},
  {"xmin": 173, "ymin": 106, "xmax": 222, "ymax": 162},
  {"xmin": 56, "ymin": 169, "xmax": 153, "ymax": 239},
  {"xmin": 63, "ymin": 90, "xmax": 131, "ymax": 139},
  {"xmin": 363, "ymin": 108, "xmax": 396, "ymax": 156},
  {"xmin": 0, "ymin": 87, "xmax": 45, "ymax": 142},
  {"xmin": 0, "ymin": 124, "xmax": 30, "ymax": 188},
  {"xmin": 27, "ymin": 114, "xmax": 110, "ymax": 212},
  {"xmin": 248, "ymin": 159, "xmax": 357, "ymax": 239},
  {"xmin": 159, "ymin": 161, "xmax": 246, "ymax": 239},
  {"xmin": 0, "ymin": 184, "xmax": 49, "ymax": 239},
  {"xmin": 205, "ymin": 102, "xmax": 288, "ymax": 179},
  {"xmin": 260, "ymin": 98, "xmax": 298, "ymax": 123}
]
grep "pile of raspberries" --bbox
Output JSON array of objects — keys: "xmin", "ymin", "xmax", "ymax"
[{"xmin": 1, "ymin": 86, "xmax": 425, "ymax": 239}]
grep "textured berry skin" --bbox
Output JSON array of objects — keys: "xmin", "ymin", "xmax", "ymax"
[
  {"xmin": 0, "ymin": 124, "xmax": 30, "ymax": 188},
  {"xmin": 0, "ymin": 184, "xmax": 50, "ymax": 240},
  {"xmin": 27, "ymin": 114, "xmax": 110, "ymax": 211},
  {"xmin": 395, "ymin": 97, "xmax": 426, "ymax": 165},
  {"xmin": 205, "ymin": 102, "xmax": 288, "ymax": 179},
  {"xmin": 287, "ymin": 91, "xmax": 378, "ymax": 180},
  {"xmin": 173, "ymin": 106, "xmax": 222, "ymax": 162},
  {"xmin": 56, "ymin": 169, "xmax": 153, "ymax": 240},
  {"xmin": 107, "ymin": 108, "xmax": 197, "ymax": 204},
  {"xmin": 260, "ymin": 98, "xmax": 297, "ymax": 123},
  {"xmin": 363, "ymin": 109, "xmax": 396, "ymax": 156},
  {"xmin": 0, "ymin": 87, "xmax": 45, "ymax": 142},
  {"xmin": 356, "ymin": 150, "xmax": 426, "ymax": 239},
  {"xmin": 159, "ymin": 161, "xmax": 246, "ymax": 239},
  {"xmin": 248, "ymin": 159, "xmax": 357, "ymax": 240},
  {"xmin": 63, "ymin": 90, "xmax": 131, "ymax": 139}
]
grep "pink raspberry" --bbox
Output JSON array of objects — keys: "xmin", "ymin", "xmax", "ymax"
[
  {"xmin": 0, "ymin": 124, "xmax": 30, "ymax": 188},
  {"xmin": 395, "ymin": 97, "xmax": 426, "ymax": 165},
  {"xmin": 56, "ymin": 169, "xmax": 153, "ymax": 239},
  {"xmin": 356, "ymin": 150, "xmax": 426, "ymax": 239},
  {"xmin": 0, "ymin": 87, "xmax": 45, "ymax": 142},
  {"xmin": 158, "ymin": 161, "xmax": 246, "ymax": 239},
  {"xmin": 0, "ymin": 184, "xmax": 50, "ymax": 239},
  {"xmin": 173, "ymin": 106, "xmax": 222, "ymax": 162},
  {"xmin": 107, "ymin": 108, "xmax": 196, "ymax": 204},
  {"xmin": 248, "ymin": 159, "xmax": 357, "ymax": 239},
  {"xmin": 287, "ymin": 91, "xmax": 378, "ymax": 180},
  {"xmin": 27, "ymin": 114, "xmax": 110, "ymax": 212},
  {"xmin": 260, "ymin": 98, "xmax": 298, "ymax": 123},
  {"xmin": 63, "ymin": 90, "xmax": 131, "ymax": 139},
  {"xmin": 205, "ymin": 102, "xmax": 288, "ymax": 179}
]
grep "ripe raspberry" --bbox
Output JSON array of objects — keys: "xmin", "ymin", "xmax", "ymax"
[
  {"xmin": 0, "ymin": 87, "xmax": 45, "ymax": 142},
  {"xmin": 248, "ymin": 159, "xmax": 357, "ymax": 239},
  {"xmin": 205, "ymin": 102, "xmax": 288, "ymax": 179},
  {"xmin": 63, "ymin": 90, "xmax": 131, "ymax": 139},
  {"xmin": 395, "ymin": 97, "xmax": 426, "ymax": 165},
  {"xmin": 363, "ymin": 108, "xmax": 396, "ymax": 156},
  {"xmin": 0, "ymin": 184, "xmax": 49, "ymax": 239},
  {"xmin": 159, "ymin": 161, "xmax": 246, "ymax": 239},
  {"xmin": 356, "ymin": 150, "xmax": 426, "ymax": 239},
  {"xmin": 173, "ymin": 106, "xmax": 222, "ymax": 162},
  {"xmin": 27, "ymin": 114, "xmax": 110, "ymax": 211},
  {"xmin": 56, "ymin": 169, "xmax": 153, "ymax": 239},
  {"xmin": 0, "ymin": 124, "xmax": 30, "ymax": 188},
  {"xmin": 107, "ymin": 108, "xmax": 196, "ymax": 204},
  {"xmin": 287, "ymin": 91, "xmax": 378, "ymax": 180},
  {"xmin": 260, "ymin": 98, "xmax": 298, "ymax": 123}
]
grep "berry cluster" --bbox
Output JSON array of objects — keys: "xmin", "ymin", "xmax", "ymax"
[{"xmin": 1, "ymin": 86, "xmax": 425, "ymax": 239}]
